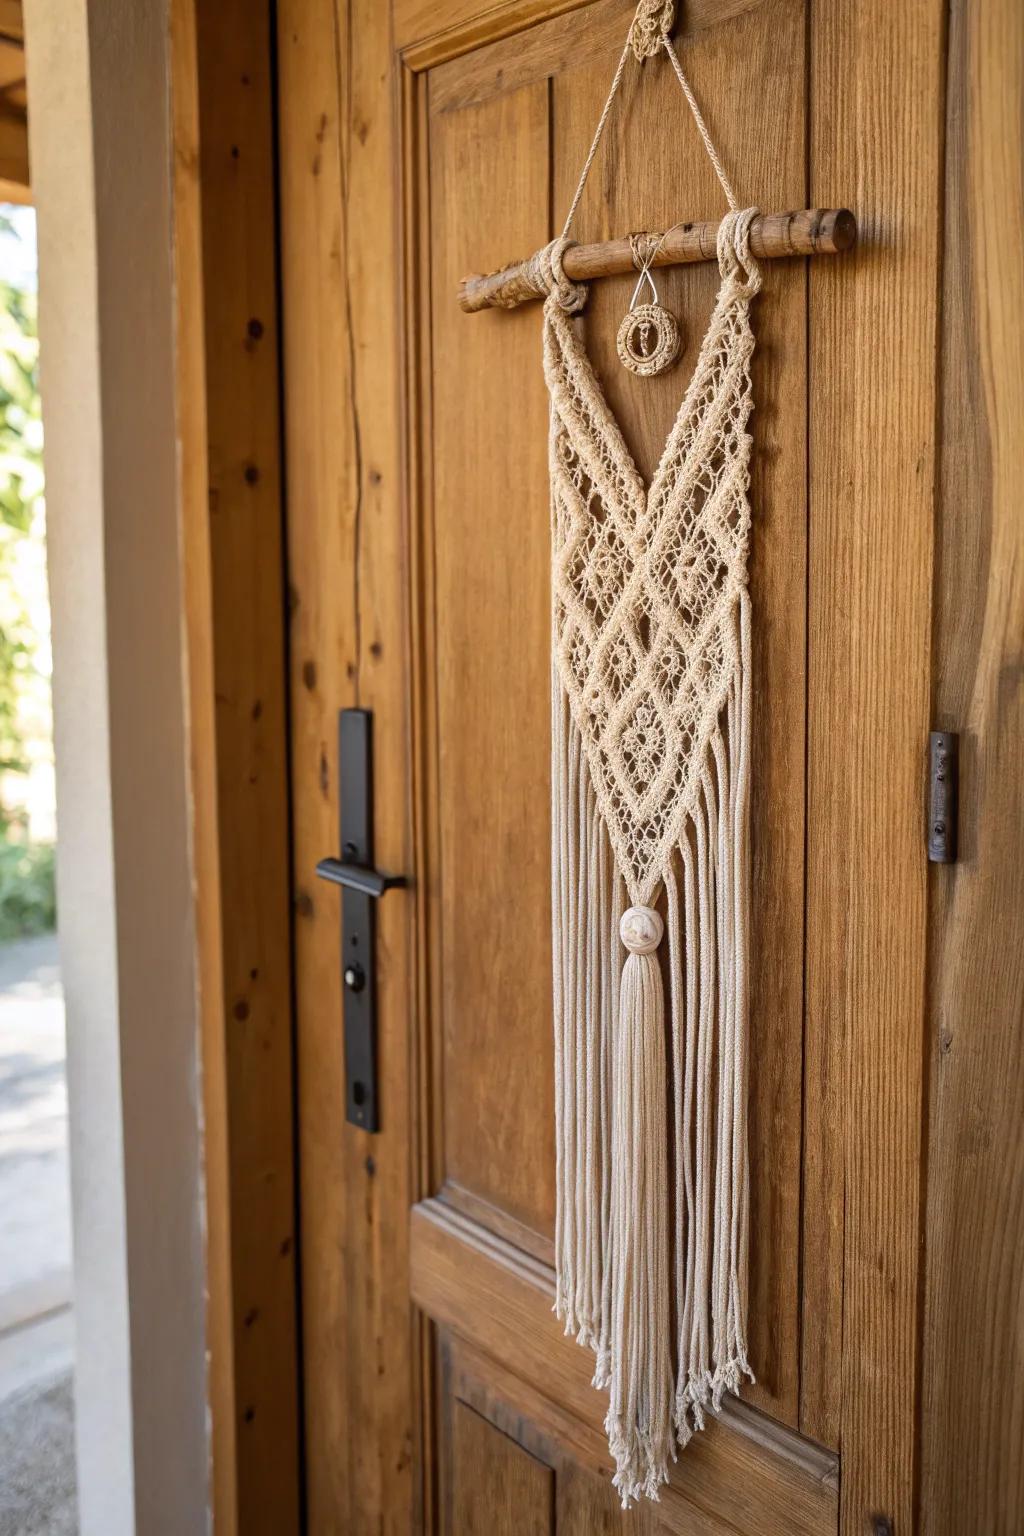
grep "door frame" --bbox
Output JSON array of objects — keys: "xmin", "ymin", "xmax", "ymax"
[
  {"xmin": 26, "ymin": 1, "xmax": 213, "ymax": 1528},
  {"xmin": 176, "ymin": 0, "xmax": 1012, "ymax": 1533},
  {"xmin": 172, "ymin": 1, "xmax": 302, "ymax": 1531},
  {"xmin": 45, "ymin": 0, "xmax": 1024, "ymax": 1530}
]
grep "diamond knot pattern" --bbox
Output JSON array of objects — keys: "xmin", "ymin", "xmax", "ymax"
[{"xmin": 544, "ymin": 234, "xmax": 761, "ymax": 902}]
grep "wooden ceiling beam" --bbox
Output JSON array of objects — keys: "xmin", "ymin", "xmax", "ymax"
[
  {"xmin": 0, "ymin": 108, "xmax": 29, "ymax": 194},
  {"xmin": 0, "ymin": 0, "xmax": 24, "ymax": 43}
]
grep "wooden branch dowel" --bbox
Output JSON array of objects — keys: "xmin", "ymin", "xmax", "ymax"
[{"xmin": 458, "ymin": 207, "xmax": 857, "ymax": 314}]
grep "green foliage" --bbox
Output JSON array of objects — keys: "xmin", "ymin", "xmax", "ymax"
[
  {"xmin": 0, "ymin": 834, "xmax": 55, "ymax": 941},
  {"xmin": 0, "ymin": 267, "xmax": 41, "ymax": 795},
  {"xmin": 0, "ymin": 210, "xmax": 54, "ymax": 937},
  {"xmin": 0, "ymin": 278, "xmax": 41, "ymax": 506}
]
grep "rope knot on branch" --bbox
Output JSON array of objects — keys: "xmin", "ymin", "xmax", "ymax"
[{"xmin": 629, "ymin": 0, "xmax": 675, "ymax": 60}]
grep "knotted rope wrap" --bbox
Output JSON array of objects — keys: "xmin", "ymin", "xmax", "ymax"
[
  {"xmin": 540, "ymin": 1, "xmax": 762, "ymax": 1506},
  {"xmin": 629, "ymin": 0, "xmax": 675, "ymax": 60},
  {"xmin": 628, "ymin": 230, "xmax": 664, "ymax": 268},
  {"xmin": 524, "ymin": 237, "xmax": 589, "ymax": 313}
]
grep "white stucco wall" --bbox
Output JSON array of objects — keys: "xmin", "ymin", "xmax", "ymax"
[{"xmin": 23, "ymin": 2, "xmax": 209, "ymax": 1531}]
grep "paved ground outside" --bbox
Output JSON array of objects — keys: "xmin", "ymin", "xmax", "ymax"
[
  {"xmin": 0, "ymin": 935, "xmax": 70, "ymax": 1319},
  {"xmin": 0, "ymin": 932, "xmax": 77, "ymax": 1533}
]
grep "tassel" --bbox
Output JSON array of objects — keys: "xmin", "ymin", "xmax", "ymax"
[{"xmin": 605, "ymin": 904, "xmax": 674, "ymax": 1506}]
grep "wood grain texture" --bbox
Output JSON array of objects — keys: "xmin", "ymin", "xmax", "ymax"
[
  {"xmin": 445, "ymin": 1336, "xmax": 726, "ymax": 1536},
  {"xmin": 0, "ymin": 111, "xmax": 27, "ymax": 193},
  {"xmin": 416, "ymin": 0, "xmax": 768, "ymax": 83},
  {"xmin": 428, "ymin": 75, "xmax": 557, "ymax": 1240},
  {"xmin": 0, "ymin": 0, "xmax": 27, "ymax": 193},
  {"xmin": 397, "ymin": 0, "xmax": 590, "ymax": 64},
  {"xmin": 440, "ymin": 1179, "xmax": 556, "ymax": 1266},
  {"xmin": 449, "ymin": 1400, "xmax": 554, "ymax": 1534},
  {"xmin": 555, "ymin": 1460, "xmax": 664, "ymax": 1536},
  {"xmin": 803, "ymin": 0, "xmax": 944, "ymax": 1520},
  {"xmin": 920, "ymin": 0, "xmax": 1024, "ymax": 1529},
  {"xmin": 458, "ymin": 208, "xmax": 856, "ymax": 312},
  {"xmin": 277, "ymin": 0, "xmax": 416, "ymax": 1529},
  {"xmin": 169, "ymin": 3, "xmax": 236, "ymax": 1529},
  {"xmin": 403, "ymin": 63, "xmax": 442, "ymax": 1534},
  {"xmin": 0, "ymin": 0, "xmax": 23, "ymax": 41},
  {"xmin": 277, "ymin": 6, "xmax": 358, "ymax": 1519},
  {"xmin": 414, "ymin": 1200, "xmax": 839, "ymax": 1536},
  {"xmin": 0, "ymin": 32, "xmax": 24, "ymax": 87},
  {"xmin": 187, "ymin": 2, "xmax": 302, "ymax": 1528}
]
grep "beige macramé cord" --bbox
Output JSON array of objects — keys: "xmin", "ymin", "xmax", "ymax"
[{"xmin": 542, "ymin": 0, "xmax": 761, "ymax": 1509}]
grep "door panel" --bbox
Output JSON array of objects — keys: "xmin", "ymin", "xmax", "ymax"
[
  {"xmin": 414, "ymin": 1204, "xmax": 839, "ymax": 1535},
  {"xmin": 277, "ymin": 0, "xmax": 944, "ymax": 1530},
  {"xmin": 429, "ymin": 77, "xmax": 556, "ymax": 1246},
  {"xmin": 449, "ymin": 1400, "xmax": 554, "ymax": 1535},
  {"xmin": 423, "ymin": 0, "xmax": 807, "ymax": 1435}
]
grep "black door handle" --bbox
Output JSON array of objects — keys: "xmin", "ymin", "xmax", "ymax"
[
  {"xmin": 315, "ymin": 855, "xmax": 406, "ymax": 900},
  {"xmin": 314, "ymin": 709, "xmax": 407, "ymax": 1132}
]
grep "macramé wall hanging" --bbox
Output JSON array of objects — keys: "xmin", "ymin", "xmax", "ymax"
[{"xmin": 460, "ymin": 0, "xmax": 856, "ymax": 1509}]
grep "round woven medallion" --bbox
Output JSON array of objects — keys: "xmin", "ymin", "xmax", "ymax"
[{"xmin": 616, "ymin": 301, "xmax": 681, "ymax": 377}]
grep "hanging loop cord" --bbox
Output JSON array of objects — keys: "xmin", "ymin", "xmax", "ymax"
[
  {"xmin": 559, "ymin": 0, "xmax": 739, "ymax": 246},
  {"xmin": 661, "ymin": 37, "xmax": 738, "ymax": 213},
  {"xmin": 627, "ymin": 230, "xmax": 664, "ymax": 308}
]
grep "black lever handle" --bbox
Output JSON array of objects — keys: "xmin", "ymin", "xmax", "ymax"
[
  {"xmin": 315, "ymin": 856, "xmax": 407, "ymax": 900},
  {"xmin": 315, "ymin": 709, "xmax": 408, "ymax": 1133}
]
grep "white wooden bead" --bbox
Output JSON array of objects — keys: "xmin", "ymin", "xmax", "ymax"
[{"xmin": 619, "ymin": 905, "xmax": 664, "ymax": 954}]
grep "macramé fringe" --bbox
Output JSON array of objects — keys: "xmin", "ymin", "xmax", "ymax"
[{"xmin": 553, "ymin": 593, "xmax": 755, "ymax": 1507}]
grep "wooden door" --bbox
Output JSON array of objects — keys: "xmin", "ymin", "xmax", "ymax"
[{"xmin": 275, "ymin": 0, "xmax": 944, "ymax": 1531}]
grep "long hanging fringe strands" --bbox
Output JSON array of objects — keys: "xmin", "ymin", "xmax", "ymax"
[{"xmin": 538, "ymin": 0, "xmax": 762, "ymax": 1506}]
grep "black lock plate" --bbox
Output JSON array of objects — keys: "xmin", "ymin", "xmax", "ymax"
[
  {"xmin": 315, "ymin": 709, "xmax": 406, "ymax": 1132},
  {"xmin": 338, "ymin": 709, "xmax": 379, "ymax": 1130},
  {"xmin": 309, "ymin": 704, "xmax": 405, "ymax": 1132}
]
